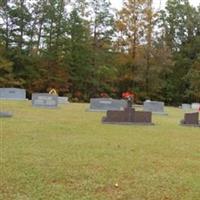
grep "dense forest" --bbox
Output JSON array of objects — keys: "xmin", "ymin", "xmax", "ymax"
[{"xmin": 0, "ymin": 0, "xmax": 200, "ymax": 104}]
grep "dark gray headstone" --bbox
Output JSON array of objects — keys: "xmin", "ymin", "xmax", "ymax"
[
  {"xmin": 0, "ymin": 88, "xmax": 26, "ymax": 100},
  {"xmin": 182, "ymin": 104, "xmax": 191, "ymax": 110},
  {"xmin": 143, "ymin": 101, "xmax": 167, "ymax": 115},
  {"xmin": 89, "ymin": 98, "xmax": 127, "ymax": 111},
  {"xmin": 32, "ymin": 93, "xmax": 58, "ymax": 108},
  {"xmin": 181, "ymin": 112, "xmax": 200, "ymax": 127},
  {"xmin": 0, "ymin": 112, "xmax": 12, "ymax": 118},
  {"xmin": 102, "ymin": 108, "xmax": 154, "ymax": 125}
]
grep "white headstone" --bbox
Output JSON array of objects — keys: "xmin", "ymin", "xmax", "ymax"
[{"xmin": 191, "ymin": 103, "xmax": 200, "ymax": 110}]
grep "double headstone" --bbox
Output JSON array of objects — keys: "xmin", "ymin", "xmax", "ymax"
[
  {"xmin": 89, "ymin": 98, "xmax": 127, "ymax": 112},
  {"xmin": 32, "ymin": 93, "xmax": 58, "ymax": 108},
  {"xmin": 143, "ymin": 101, "xmax": 167, "ymax": 115},
  {"xmin": 0, "ymin": 88, "xmax": 26, "ymax": 100},
  {"xmin": 102, "ymin": 108, "xmax": 153, "ymax": 125}
]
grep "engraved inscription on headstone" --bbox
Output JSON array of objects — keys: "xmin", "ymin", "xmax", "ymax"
[
  {"xmin": 0, "ymin": 88, "xmax": 26, "ymax": 100},
  {"xmin": 32, "ymin": 93, "xmax": 58, "ymax": 108},
  {"xmin": 89, "ymin": 98, "xmax": 127, "ymax": 111}
]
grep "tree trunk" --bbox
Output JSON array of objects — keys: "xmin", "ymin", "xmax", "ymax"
[{"xmin": 145, "ymin": 0, "xmax": 153, "ymax": 97}]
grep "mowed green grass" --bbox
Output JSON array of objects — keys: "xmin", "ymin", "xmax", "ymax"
[{"xmin": 0, "ymin": 101, "xmax": 200, "ymax": 200}]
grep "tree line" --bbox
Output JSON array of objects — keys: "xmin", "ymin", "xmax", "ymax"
[{"xmin": 0, "ymin": 0, "xmax": 200, "ymax": 104}]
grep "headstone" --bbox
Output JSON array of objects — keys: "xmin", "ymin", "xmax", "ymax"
[
  {"xmin": 32, "ymin": 93, "xmax": 58, "ymax": 108},
  {"xmin": 191, "ymin": 103, "xmax": 200, "ymax": 110},
  {"xmin": 0, "ymin": 88, "xmax": 26, "ymax": 100},
  {"xmin": 143, "ymin": 101, "xmax": 167, "ymax": 115},
  {"xmin": 0, "ymin": 112, "xmax": 12, "ymax": 118},
  {"xmin": 58, "ymin": 97, "xmax": 69, "ymax": 104},
  {"xmin": 102, "ymin": 108, "xmax": 153, "ymax": 125},
  {"xmin": 182, "ymin": 104, "xmax": 191, "ymax": 110},
  {"xmin": 89, "ymin": 98, "xmax": 127, "ymax": 112},
  {"xmin": 180, "ymin": 112, "xmax": 200, "ymax": 127},
  {"xmin": 145, "ymin": 99, "xmax": 151, "ymax": 102}
]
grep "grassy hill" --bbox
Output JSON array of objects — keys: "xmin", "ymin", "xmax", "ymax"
[{"xmin": 0, "ymin": 101, "xmax": 200, "ymax": 200}]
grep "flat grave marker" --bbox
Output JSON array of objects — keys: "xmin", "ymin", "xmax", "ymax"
[{"xmin": 0, "ymin": 112, "xmax": 12, "ymax": 118}]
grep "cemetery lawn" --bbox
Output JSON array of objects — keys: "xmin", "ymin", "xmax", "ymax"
[{"xmin": 1, "ymin": 101, "xmax": 200, "ymax": 200}]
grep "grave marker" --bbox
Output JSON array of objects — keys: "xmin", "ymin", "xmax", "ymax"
[
  {"xmin": 143, "ymin": 101, "xmax": 167, "ymax": 115},
  {"xmin": 89, "ymin": 98, "xmax": 127, "ymax": 111},
  {"xmin": 32, "ymin": 93, "xmax": 58, "ymax": 108},
  {"xmin": 191, "ymin": 103, "xmax": 200, "ymax": 110},
  {"xmin": 58, "ymin": 97, "xmax": 69, "ymax": 104},
  {"xmin": 182, "ymin": 104, "xmax": 191, "ymax": 110},
  {"xmin": 0, "ymin": 112, "xmax": 12, "ymax": 118},
  {"xmin": 0, "ymin": 88, "xmax": 26, "ymax": 100},
  {"xmin": 102, "ymin": 108, "xmax": 154, "ymax": 125},
  {"xmin": 180, "ymin": 112, "xmax": 200, "ymax": 127}
]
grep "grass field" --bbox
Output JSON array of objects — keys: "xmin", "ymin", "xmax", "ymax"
[{"xmin": 0, "ymin": 100, "xmax": 200, "ymax": 200}]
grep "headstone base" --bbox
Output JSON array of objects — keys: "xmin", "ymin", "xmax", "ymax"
[
  {"xmin": 151, "ymin": 112, "xmax": 168, "ymax": 115},
  {"xmin": 102, "ymin": 121, "xmax": 154, "ymax": 126},
  {"xmin": 180, "ymin": 122, "xmax": 200, "ymax": 127},
  {"xmin": 0, "ymin": 98, "xmax": 28, "ymax": 101}
]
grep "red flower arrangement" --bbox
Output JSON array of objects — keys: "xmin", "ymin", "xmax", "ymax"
[{"xmin": 122, "ymin": 91, "xmax": 134, "ymax": 99}]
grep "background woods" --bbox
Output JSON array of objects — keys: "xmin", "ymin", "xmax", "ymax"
[{"xmin": 0, "ymin": 0, "xmax": 200, "ymax": 103}]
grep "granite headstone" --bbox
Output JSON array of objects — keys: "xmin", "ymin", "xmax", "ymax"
[
  {"xmin": 58, "ymin": 97, "xmax": 69, "ymax": 104},
  {"xmin": 0, "ymin": 88, "xmax": 26, "ymax": 100},
  {"xmin": 143, "ymin": 101, "xmax": 167, "ymax": 115},
  {"xmin": 102, "ymin": 108, "xmax": 154, "ymax": 125},
  {"xmin": 89, "ymin": 98, "xmax": 127, "ymax": 111},
  {"xmin": 180, "ymin": 112, "xmax": 200, "ymax": 127},
  {"xmin": 182, "ymin": 104, "xmax": 191, "ymax": 110},
  {"xmin": 32, "ymin": 93, "xmax": 58, "ymax": 108}
]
